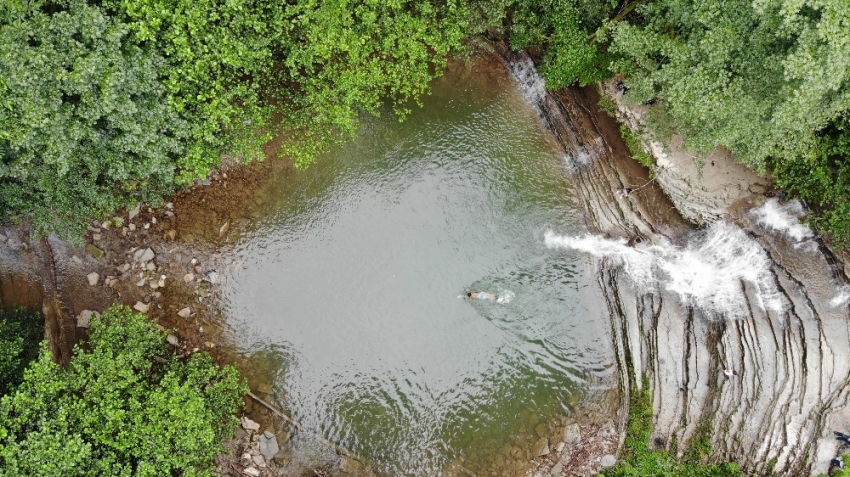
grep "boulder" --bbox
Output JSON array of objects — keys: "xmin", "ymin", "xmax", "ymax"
[{"xmin": 259, "ymin": 431, "xmax": 280, "ymax": 461}]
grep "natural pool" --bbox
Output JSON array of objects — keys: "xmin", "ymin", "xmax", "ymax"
[{"xmin": 220, "ymin": 60, "xmax": 616, "ymax": 476}]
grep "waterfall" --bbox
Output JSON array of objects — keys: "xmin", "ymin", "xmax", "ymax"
[{"xmin": 545, "ymin": 221, "xmax": 788, "ymax": 319}]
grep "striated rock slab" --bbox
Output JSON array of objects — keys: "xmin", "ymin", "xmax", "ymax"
[{"xmin": 499, "ymin": 45, "xmax": 850, "ymax": 476}]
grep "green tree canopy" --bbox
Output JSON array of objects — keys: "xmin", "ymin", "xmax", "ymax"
[
  {"xmin": 610, "ymin": 0, "xmax": 850, "ymax": 171},
  {"xmin": 0, "ymin": 0, "xmax": 186, "ymax": 236},
  {"xmin": 0, "ymin": 305, "xmax": 246, "ymax": 477}
]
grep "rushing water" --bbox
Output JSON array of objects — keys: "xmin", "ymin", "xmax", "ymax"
[{"xmin": 220, "ymin": 61, "xmax": 615, "ymax": 475}]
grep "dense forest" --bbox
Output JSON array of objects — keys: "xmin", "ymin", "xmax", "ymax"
[{"xmin": 1, "ymin": 0, "xmax": 848, "ymax": 243}]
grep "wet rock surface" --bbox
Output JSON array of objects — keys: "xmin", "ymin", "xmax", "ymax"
[{"xmin": 498, "ymin": 43, "xmax": 850, "ymax": 476}]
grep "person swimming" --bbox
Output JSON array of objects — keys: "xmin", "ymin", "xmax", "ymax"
[{"xmin": 467, "ymin": 291, "xmax": 496, "ymax": 301}]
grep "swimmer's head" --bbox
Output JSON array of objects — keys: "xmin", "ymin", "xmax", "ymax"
[{"xmin": 467, "ymin": 292, "xmax": 472, "ymax": 297}]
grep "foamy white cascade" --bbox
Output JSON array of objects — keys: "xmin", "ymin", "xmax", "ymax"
[
  {"xmin": 749, "ymin": 198, "xmax": 814, "ymax": 244},
  {"xmin": 506, "ymin": 53, "xmax": 546, "ymax": 110},
  {"xmin": 831, "ymin": 286, "xmax": 850, "ymax": 308},
  {"xmin": 545, "ymin": 222, "xmax": 788, "ymax": 319}
]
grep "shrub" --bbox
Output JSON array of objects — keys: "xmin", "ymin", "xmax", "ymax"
[
  {"xmin": 0, "ymin": 307, "xmax": 42, "ymax": 395},
  {"xmin": 0, "ymin": 305, "xmax": 247, "ymax": 477}
]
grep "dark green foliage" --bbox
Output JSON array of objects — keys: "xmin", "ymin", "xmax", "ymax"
[
  {"xmin": 0, "ymin": 305, "xmax": 247, "ymax": 477},
  {"xmin": 770, "ymin": 120, "xmax": 850, "ymax": 247},
  {"xmin": 0, "ymin": 0, "xmax": 186, "ymax": 237},
  {"xmin": 509, "ymin": 0, "xmax": 616, "ymax": 87},
  {"xmin": 0, "ymin": 307, "xmax": 42, "ymax": 395},
  {"xmin": 601, "ymin": 384, "xmax": 742, "ymax": 477},
  {"xmin": 609, "ymin": 0, "xmax": 850, "ymax": 245}
]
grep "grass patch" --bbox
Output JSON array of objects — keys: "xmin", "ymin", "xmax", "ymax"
[
  {"xmin": 600, "ymin": 383, "xmax": 742, "ymax": 477},
  {"xmin": 619, "ymin": 124, "xmax": 656, "ymax": 174}
]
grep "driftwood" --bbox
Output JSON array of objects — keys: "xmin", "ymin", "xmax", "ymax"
[{"xmin": 247, "ymin": 391, "xmax": 359, "ymax": 460}]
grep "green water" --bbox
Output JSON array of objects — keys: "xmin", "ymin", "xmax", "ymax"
[{"xmin": 221, "ymin": 61, "xmax": 615, "ymax": 476}]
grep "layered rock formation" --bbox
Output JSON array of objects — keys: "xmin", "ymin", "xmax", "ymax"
[{"xmin": 498, "ymin": 45, "xmax": 850, "ymax": 476}]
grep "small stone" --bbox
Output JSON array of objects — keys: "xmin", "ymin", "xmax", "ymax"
[
  {"xmin": 243, "ymin": 467, "xmax": 260, "ymax": 477},
  {"xmin": 151, "ymin": 216, "xmax": 157, "ymax": 224},
  {"xmin": 133, "ymin": 301, "xmax": 150, "ymax": 313},
  {"xmin": 204, "ymin": 341, "xmax": 215, "ymax": 349},
  {"xmin": 77, "ymin": 310, "xmax": 98, "ymax": 328},
  {"xmin": 92, "ymin": 233, "xmax": 101, "ymax": 241},
  {"xmin": 177, "ymin": 307, "xmax": 192, "ymax": 318},
  {"xmin": 87, "ymin": 226, "xmax": 100, "ymax": 233},
  {"xmin": 183, "ymin": 273, "xmax": 194, "ymax": 283},
  {"xmin": 123, "ymin": 263, "xmax": 131, "ymax": 271},
  {"xmin": 136, "ymin": 279, "xmax": 146, "ymax": 287},
  {"xmin": 129, "ymin": 223, "xmax": 136, "ymax": 231},
  {"xmin": 165, "ymin": 202, "xmax": 173, "ymax": 209},
  {"xmin": 149, "ymin": 280, "xmax": 159, "ymax": 290},
  {"xmin": 143, "ymin": 223, "xmax": 151, "ymax": 230},
  {"xmin": 197, "ymin": 179, "xmax": 212, "ymax": 186},
  {"xmin": 71, "ymin": 255, "xmax": 82, "ymax": 264},
  {"xmin": 550, "ymin": 462, "xmax": 563, "ymax": 476},
  {"xmin": 533, "ymin": 437, "xmax": 549, "ymax": 457},
  {"xmin": 194, "ymin": 264, "xmax": 203, "ymax": 274},
  {"xmin": 157, "ymin": 275, "xmax": 166, "ymax": 288},
  {"xmin": 134, "ymin": 248, "xmax": 155, "ymax": 263},
  {"xmin": 166, "ymin": 334, "xmax": 179, "ymax": 346},
  {"xmin": 219, "ymin": 221, "xmax": 229, "ymax": 237},
  {"xmin": 600, "ymin": 454, "xmax": 617, "ymax": 467},
  {"xmin": 205, "ymin": 271, "xmax": 218, "ymax": 284},
  {"xmin": 555, "ymin": 442, "xmax": 565, "ymax": 453},
  {"xmin": 241, "ymin": 416, "xmax": 261, "ymax": 432},
  {"xmin": 0, "ymin": 233, "xmax": 6, "ymax": 242},
  {"xmin": 85, "ymin": 243, "xmax": 105, "ymax": 259},
  {"xmin": 251, "ymin": 454, "xmax": 266, "ymax": 468},
  {"xmin": 153, "ymin": 291, "xmax": 161, "ymax": 298},
  {"xmin": 128, "ymin": 203, "xmax": 141, "ymax": 220},
  {"xmin": 87, "ymin": 272, "xmax": 99, "ymax": 286},
  {"xmin": 241, "ymin": 453, "xmax": 252, "ymax": 462},
  {"xmin": 166, "ymin": 229, "xmax": 176, "ymax": 240},
  {"xmin": 146, "ymin": 262, "xmax": 156, "ymax": 271},
  {"xmin": 191, "ymin": 258, "xmax": 198, "ymax": 265}
]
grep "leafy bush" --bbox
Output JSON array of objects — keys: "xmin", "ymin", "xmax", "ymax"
[
  {"xmin": 0, "ymin": 307, "xmax": 42, "ymax": 395},
  {"xmin": 0, "ymin": 305, "xmax": 247, "ymax": 477}
]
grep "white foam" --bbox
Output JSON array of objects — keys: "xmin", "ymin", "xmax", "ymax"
[
  {"xmin": 496, "ymin": 290, "xmax": 515, "ymax": 304},
  {"xmin": 545, "ymin": 222, "xmax": 788, "ymax": 319},
  {"xmin": 750, "ymin": 198, "xmax": 814, "ymax": 244},
  {"xmin": 506, "ymin": 53, "xmax": 547, "ymax": 111},
  {"xmin": 830, "ymin": 286, "xmax": 850, "ymax": 308}
]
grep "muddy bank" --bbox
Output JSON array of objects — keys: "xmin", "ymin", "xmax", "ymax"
[{"xmin": 494, "ymin": 44, "xmax": 850, "ymax": 476}]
